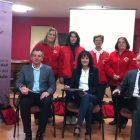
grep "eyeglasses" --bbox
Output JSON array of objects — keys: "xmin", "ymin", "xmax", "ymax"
[{"xmin": 118, "ymin": 42, "xmax": 126, "ymax": 44}]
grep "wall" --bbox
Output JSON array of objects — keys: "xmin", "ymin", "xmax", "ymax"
[
  {"xmin": 12, "ymin": 17, "xmax": 140, "ymax": 60},
  {"xmin": 134, "ymin": 19, "xmax": 140, "ymax": 54},
  {"xmin": 12, "ymin": 17, "xmax": 69, "ymax": 60}
]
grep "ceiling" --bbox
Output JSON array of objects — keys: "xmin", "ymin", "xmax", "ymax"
[{"xmin": 3, "ymin": 0, "xmax": 140, "ymax": 18}]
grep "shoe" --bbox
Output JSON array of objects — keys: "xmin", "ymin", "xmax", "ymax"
[
  {"xmin": 66, "ymin": 116, "xmax": 71, "ymax": 124},
  {"xmin": 35, "ymin": 119, "xmax": 39, "ymax": 125},
  {"xmin": 47, "ymin": 117, "xmax": 53, "ymax": 123},
  {"xmin": 73, "ymin": 126, "xmax": 81, "ymax": 137},
  {"xmin": 121, "ymin": 123, "xmax": 126, "ymax": 129},
  {"xmin": 109, "ymin": 120, "xmax": 117, "ymax": 125},
  {"xmin": 85, "ymin": 132, "xmax": 91, "ymax": 140},
  {"xmin": 25, "ymin": 132, "xmax": 32, "ymax": 140},
  {"xmin": 71, "ymin": 116, "xmax": 76, "ymax": 124},
  {"xmin": 36, "ymin": 131, "xmax": 43, "ymax": 140}
]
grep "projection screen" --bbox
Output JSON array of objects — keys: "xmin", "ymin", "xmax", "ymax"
[{"xmin": 70, "ymin": 9, "xmax": 136, "ymax": 53}]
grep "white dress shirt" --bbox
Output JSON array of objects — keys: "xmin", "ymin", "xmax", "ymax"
[
  {"xmin": 79, "ymin": 69, "xmax": 89, "ymax": 91},
  {"xmin": 94, "ymin": 49, "xmax": 103, "ymax": 63},
  {"xmin": 133, "ymin": 69, "xmax": 140, "ymax": 97}
]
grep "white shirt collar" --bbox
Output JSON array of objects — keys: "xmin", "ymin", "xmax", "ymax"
[
  {"xmin": 82, "ymin": 68, "xmax": 89, "ymax": 74},
  {"xmin": 94, "ymin": 49, "xmax": 103, "ymax": 54},
  {"xmin": 32, "ymin": 63, "xmax": 42, "ymax": 70}
]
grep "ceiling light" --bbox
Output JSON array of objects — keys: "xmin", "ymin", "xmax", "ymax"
[{"xmin": 12, "ymin": 5, "xmax": 32, "ymax": 12}]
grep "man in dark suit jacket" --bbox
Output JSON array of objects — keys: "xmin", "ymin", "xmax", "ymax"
[
  {"xmin": 113, "ymin": 53, "xmax": 140, "ymax": 140},
  {"xmin": 15, "ymin": 49, "xmax": 56, "ymax": 140}
]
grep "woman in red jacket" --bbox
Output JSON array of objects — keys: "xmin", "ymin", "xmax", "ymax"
[
  {"xmin": 90, "ymin": 34, "xmax": 109, "ymax": 101},
  {"xmin": 30, "ymin": 27, "xmax": 60, "ymax": 124},
  {"xmin": 59, "ymin": 31, "xmax": 85, "ymax": 124},
  {"xmin": 30, "ymin": 27, "xmax": 60, "ymax": 81},
  {"xmin": 105, "ymin": 37, "xmax": 137, "ymax": 128}
]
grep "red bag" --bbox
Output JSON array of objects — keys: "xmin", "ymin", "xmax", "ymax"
[
  {"xmin": 102, "ymin": 104, "xmax": 107, "ymax": 118},
  {"xmin": 53, "ymin": 97, "xmax": 65, "ymax": 116},
  {"xmin": 0, "ymin": 105, "xmax": 20, "ymax": 125},
  {"xmin": 104, "ymin": 104, "xmax": 114, "ymax": 117}
]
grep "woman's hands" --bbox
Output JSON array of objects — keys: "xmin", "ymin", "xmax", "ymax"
[
  {"xmin": 79, "ymin": 91, "xmax": 88, "ymax": 97},
  {"xmin": 59, "ymin": 77, "xmax": 64, "ymax": 84},
  {"xmin": 113, "ymin": 74, "xmax": 120, "ymax": 80}
]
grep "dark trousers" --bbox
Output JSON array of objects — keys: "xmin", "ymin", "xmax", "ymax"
[
  {"xmin": 74, "ymin": 94, "xmax": 98, "ymax": 133},
  {"xmin": 127, "ymin": 97, "xmax": 140, "ymax": 140},
  {"xmin": 64, "ymin": 78, "xmax": 77, "ymax": 116},
  {"xmin": 20, "ymin": 93, "xmax": 52, "ymax": 133},
  {"xmin": 110, "ymin": 85, "xmax": 128, "ymax": 124},
  {"xmin": 92, "ymin": 84, "xmax": 107, "ymax": 121},
  {"xmin": 34, "ymin": 75, "xmax": 58, "ymax": 120},
  {"xmin": 98, "ymin": 84, "xmax": 107, "ymax": 101}
]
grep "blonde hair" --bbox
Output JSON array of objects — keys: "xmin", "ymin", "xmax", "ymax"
[{"xmin": 41, "ymin": 27, "xmax": 58, "ymax": 48}]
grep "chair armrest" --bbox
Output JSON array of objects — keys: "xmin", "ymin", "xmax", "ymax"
[{"xmin": 12, "ymin": 88, "xmax": 22, "ymax": 108}]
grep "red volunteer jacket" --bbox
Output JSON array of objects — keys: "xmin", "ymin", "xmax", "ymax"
[
  {"xmin": 58, "ymin": 46, "xmax": 85, "ymax": 78},
  {"xmin": 105, "ymin": 49, "xmax": 137, "ymax": 86},
  {"xmin": 90, "ymin": 50, "xmax": 109, "ymax": 84},
  {"xmin": 30, "ymin": 42, "xmax": 60, "ymax": 75}
]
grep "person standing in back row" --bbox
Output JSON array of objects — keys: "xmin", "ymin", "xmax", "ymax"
[
  {"xmin": 59, "ymin": 31, "xmax": 85, "ymax": 124},
  {"xmin": 105, "ymin": 37, "xmax": 137, "ymax": 129}
]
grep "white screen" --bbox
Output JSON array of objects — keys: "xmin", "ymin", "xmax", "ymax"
[{"xmin": 70, "ymin": 9, "xmax": 136, "ymax": 53}]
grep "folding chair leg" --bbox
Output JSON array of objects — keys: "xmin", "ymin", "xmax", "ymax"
[
  {"xmin": 119, "ymin": 115, "xmax": 122, "ymax": 133},
  {"xmin": 17, "ymin": 108, "xmax": 19, "ymax": 126},
  {"xmin": 62, "ymin": 107, "xmax": 66, "ymax": 138},
  {"xmin": 52, "ymin": 105, "xmax": 56, "ymax": 137},
  {"xmin": 115, "ymin": 113, "xmax": 120, "ymax": 140},
  {"xmin": 101, "ymin": 112, "xmax": 104, "ymax": 140},
  {"xmin": 13, "ymin": 108, "xmax": 18, "ymax": 137}
]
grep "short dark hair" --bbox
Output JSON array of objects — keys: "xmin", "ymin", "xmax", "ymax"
[
  {"xmin": 65, "ymin": 31, "xmax": 80, "ymax": 46},
  {"xmin": 115, "ymin": 37, "xmax": 130, "ymax": 50},
  {"xmin": 93, "ymin": 34, "xmax": 104, "ymax": 42},
  {"xmin": 77, "ymin": 51, "xmax": 93, "ymax": 73},
  {"xmin": 30, "ymin": 49, "xmax": 44, "ymax": 57}
]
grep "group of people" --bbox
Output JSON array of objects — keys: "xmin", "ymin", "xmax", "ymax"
[{"xmin": 15, "ymin": 27, "xmax": 139, "ymax": 140}]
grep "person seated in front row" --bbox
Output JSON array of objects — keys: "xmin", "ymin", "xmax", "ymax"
[
  {"xmin": 113, "ymin": 53, "xmax": 140, "ymax": 140},
  {"xmin": 15, "ymin": 49, "xmax": 56, "ymax": 140},
  {"xmin": 64, "ymin": 51, "xmax": 99, "ymax": 140}
]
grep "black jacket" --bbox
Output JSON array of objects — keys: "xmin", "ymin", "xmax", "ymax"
[{"xmin": 70, "ymin": 67, "xmax": 99, "ymax": 98}]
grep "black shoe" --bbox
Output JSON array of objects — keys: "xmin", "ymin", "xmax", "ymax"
[
  {"xmin": 36, "ymin": 131, "xmax": 43, "ymax": 140},
  {"xmin": 85, "ymin": 132, "xmax": 91, "ymax": 140},
  {"xmin": 73, "ymin": 126, "xmax": 81, "ymax": 137},
  {"xmin": 25, "ymin": 132, "xmax": 32, "ymax": 140},
  {"xmin": 121, "ymin": 123, "xmax": 126, "ymax": 129},
  {"xmin": 109, "ymin": 120, "xmax": 117, "ymax": 125}
]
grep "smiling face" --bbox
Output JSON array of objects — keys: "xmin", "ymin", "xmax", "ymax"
[
  {"xmin": 47, "ymin": 31, "xmax": 56, "ymax": 43},
  {"xmin": 94, "ymin": 37, "xmax": 103, "ymax": 48},
  {"xmin": 70, "ymin": 33, "xmax": 77, "ymax": 45},
  {"xmin": 117, "ymin": 38, "xmax": 127, "ymax": 51},
  {"xmin": 81, "ymin": 55, "xmax": 90, "ymax": 67},
  {"xmin": 31, "ymin": 51, "xmax": 43, "ymax": 66}
]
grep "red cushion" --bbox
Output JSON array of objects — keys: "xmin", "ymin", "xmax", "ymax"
[
  {"xmin": 30, "ymin": 105, "xmax": 40, "ymax": 112},
  {"xmin": 67, "ymin": 102, "xmax": 100, "ymax": 113},
  {"xmin": 120, "ymin": 108, "xmax": 132, "ymax": 119}
]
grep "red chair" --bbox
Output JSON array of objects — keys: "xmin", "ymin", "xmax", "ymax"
[
  {"xmin": 12, "ymin": 89, "xmax": 56, "ymax": 138},
  {"xmin": 61, "ymin": 88, "xmax": 104, "ymax": 140},
  {"xmin": 115, "ymin": 95, "xmax": 132, "ymax": 140}
]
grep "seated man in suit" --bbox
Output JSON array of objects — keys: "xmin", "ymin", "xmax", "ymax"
[
  {"xmin": 113, "ymin": 53, "xmax": 140, "ymax": 140},
  {"xmin": 15, "ymin": 49, "xmax": 56, "ymax": 140}
]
